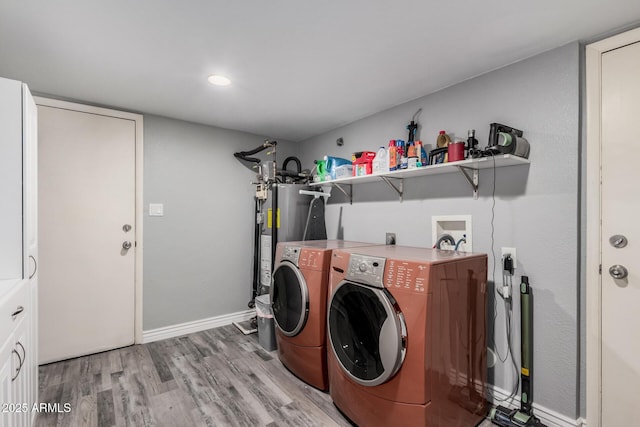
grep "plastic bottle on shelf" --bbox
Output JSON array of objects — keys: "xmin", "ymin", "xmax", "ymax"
[
  {"xmin": 407, "ymin": 142, "xmax": 418, "ymax": 168},
  {"xmin": 436, "ymin": 131, "xmax": 451, "ymax": 162},
  {"xmin": 397, "ymin": 139, "xmax": 407, "ymax": 169},
  {"xmin": 372, "ymin": 146, "xmax": 387, "ymax": 174},
  {"xmin": 436, "ymin": 130, "xmax": 451, "ymax": 148},
  {"xmin": 388, "ymin": 140, "xmax": 397, "ymax": 171},
  {"xmin": 415, "ymin": 141, "xmax": 426, "ymax": 166},
  {"xmin": 420, "ymin": 144, "xmax": 429, "ymax": 166}
]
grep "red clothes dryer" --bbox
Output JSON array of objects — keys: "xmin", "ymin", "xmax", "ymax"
[
  {"xmin": 327, "ymin": 245, "xmax": 488, "ymax": 427},
  {"xmin": 270, "ymin": 240, "xmax": 379, "ymax": 391}
]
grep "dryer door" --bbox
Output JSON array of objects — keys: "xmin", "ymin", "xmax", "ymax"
[
  {"xmin": 271, "ymin": 261, "xmax": 309, "ymax": 336},
  {"xmin": 328, "ymin": 281, "xmax": 407, "ymax": 387}
]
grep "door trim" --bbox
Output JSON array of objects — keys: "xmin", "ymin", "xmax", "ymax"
[
  {"xmin": 33, "ymin": 96, "xmax": 144, "ymax": 344},
  {"xmin": 585, "ymin": 26, "xmax": 640, "ymax": 427}
]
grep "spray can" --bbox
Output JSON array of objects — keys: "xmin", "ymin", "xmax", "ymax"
[
  {"xmin": 397, "ymin": 139, "xmax": 407, "ymax": 169},
  {"xmin": 388, "ymin": 140, "xmax": 397, "ymax": 171}
]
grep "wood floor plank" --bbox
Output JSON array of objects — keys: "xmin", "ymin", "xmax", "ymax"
[
  {"xmin": 73, "ymin": 394, "xmax": 97, "ymax": 427},
  {"xmin": 146, "ymin": 341, "xmax": 174, "ymax": 383},
  {"xmin": 97, "ymin": 389, "xmax": 116, "ymax": 427},
  {"xmin": 148, "ymin": 389, "xmax": 197, "ymax": 427}
]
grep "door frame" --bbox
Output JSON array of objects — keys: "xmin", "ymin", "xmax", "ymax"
[
  {"xmin": 33, "ymin": 97, "xmax": 144, "ymax": 344},
  {"xmin": 585, "ymin": 26, "xmax": 640, "ymax": 427}
]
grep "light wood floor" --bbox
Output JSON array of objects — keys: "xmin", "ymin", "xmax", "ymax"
[{"xmin": 35, "ymin": 324, "xmax": 493, "ymax": 427}]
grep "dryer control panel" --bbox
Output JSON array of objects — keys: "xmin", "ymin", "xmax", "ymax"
[
  {"xmin": 281, "ymin": 246, "xmax": 301, "ymax": 265},
  {"xmin": 346, "ymin": 254, "xmax": 386, "ymax": 288}
]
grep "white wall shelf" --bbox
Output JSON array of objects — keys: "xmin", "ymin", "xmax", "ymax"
[{"xmin": 310, "ymin": 154, "xmax": 530, "ymax": 202}]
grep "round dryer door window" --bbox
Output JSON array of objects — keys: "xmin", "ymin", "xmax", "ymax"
[
  {"xmin": 328, "ymin": 281, "xmax": 407, "ymax": 387},
  {"xmin": 271, "ymin": 262, "xmax": 309, "ymax": 336}
]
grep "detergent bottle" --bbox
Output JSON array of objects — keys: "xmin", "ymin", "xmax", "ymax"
[
  {"xmin": 372, "ymin": 146, "xmax": 387, "ymax": 174},
  {"xmin": 407, "ymin": 142, "xmax": 418, "ymax": 168},
  {"xmin": 436, "ymin": 131, "xmax": 451, "ymax": 162},
  {"xmin": 415, "ymin": 141, "xmax": 425, "ymax": 166},
  {"xmin": 418, "ymin": 141, "xmax": 429, "ymax": 166},
  {"xmin": 388, "ymin": 140, "xmax": 397, "ymax": 171}
]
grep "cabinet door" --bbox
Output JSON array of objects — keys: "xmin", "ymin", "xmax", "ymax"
[
  {"xmin": 0, "ymin": 77, "xmax": 23, "ymax": 280},
  {"xmin": 22, "ymin": 85, "xmax": 39, "ymax": 413},
  {"xmin": 11, "ymin": 314, "xmax": 30, "ymax": 427},
  {"xmin": 23, "ymin": 84, "xmax": 38, "ymax": 281},
  {"xmin": 0, "ymin": 336, "xmax": 13, "ymax": 427}
]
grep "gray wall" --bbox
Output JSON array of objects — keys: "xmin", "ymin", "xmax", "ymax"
[
  {"xmin": 296, "ymin": 43, "xmax": 581, "ymax": 419},
  {"xmin": 143, "ymin": 115, "xmax": 298, "ymax": 329}
]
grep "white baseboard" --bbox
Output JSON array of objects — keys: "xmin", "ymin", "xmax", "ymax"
[
  {"xmin": 489, "ymin": 385, "xmax": 585, "ymax": 427},
  {"xmin": 141, "ymin": 309, "xmax": 255, "ymax": 344}
]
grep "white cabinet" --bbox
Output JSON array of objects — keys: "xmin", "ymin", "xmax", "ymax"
[
  {"xmin": 0, "ymin": 280, "xmax": 32, "ymax": 427},
  {"xmin": 0, "ymin": 78, "xmax": 23, "ymax": 280},
  {"xmin": 0, "ymin": 331, "xmax": 13, "ymax": 426},
  {"xmin": 21, "ymin": 84, "xmax": 38, "ymax": 417},
  {"xmin": 0, "ymin": 77, "xmax": 38, "ymax": 427},
  {"xmin": 0, "ymin": 281, "xmax": 32, "ymax": 427}
]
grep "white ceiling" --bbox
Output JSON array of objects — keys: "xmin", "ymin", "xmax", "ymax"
[{"xmin": 1, "ymin": 1, "xmax": 639, "ymax": 141}]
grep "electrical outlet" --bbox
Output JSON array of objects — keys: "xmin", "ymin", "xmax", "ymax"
[
  {"xmin": 386, "ymin": 232, "xmax": 396, "ymax": 245},
  {"xmin": 501, "ymin": 247, "xmax": 517, "ymax": 270}
]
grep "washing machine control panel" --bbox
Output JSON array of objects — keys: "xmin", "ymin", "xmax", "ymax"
[
  {"xmin": 281, "ymin": 246, "xmax": 301, "ymax": 265},
  {"xmin": 346, "ymin": 255, "xmax": 386, "ymax": 288}
]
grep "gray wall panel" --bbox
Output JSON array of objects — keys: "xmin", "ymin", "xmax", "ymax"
[{"xmin": 142, "ymin": 115, "xmax": 298, "ymax": 329}]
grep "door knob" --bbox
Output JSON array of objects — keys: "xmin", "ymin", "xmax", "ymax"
[
  {"xmin": 122, "ymin": 241, "xmax": 132, "ymax": 250},
  {"xmin": 609, "ymin": 265, "xmax": 628, "ymax": 280}
]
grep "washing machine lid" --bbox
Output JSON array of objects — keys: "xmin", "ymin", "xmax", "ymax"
[
  {"xmin": 328, "ymin": 280, "xmax": 407, "ymax": 387},
  {"xmin": 271, "ymin": 261, "xmax": 309, "ymax": 337}
]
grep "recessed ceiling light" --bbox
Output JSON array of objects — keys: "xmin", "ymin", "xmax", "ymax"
[{"xmin": 208, "ymin": 74, "xmax": 231, "ymax": 86}]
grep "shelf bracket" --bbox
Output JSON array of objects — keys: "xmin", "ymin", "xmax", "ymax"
[
  {"xmin": 457, "ymin": 166, "xmax": 479, "ymax": 199},
  {"xmin": 333, "ymin": 183, "xmax": 352, "ymax": 204},
  {"xmin": 380, "ymin": 176, "xmax": 404, "ymax": 202}
]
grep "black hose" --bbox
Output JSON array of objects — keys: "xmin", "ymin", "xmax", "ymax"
[
  {"xmin": 434, "ymin": 234, "xmax": 456, "ymax": 249},
  {"xmin": 249, "ymin": 198, "xmax": 261, "ymax": 307},
  {"xmin": 233, "ymin": 153, "xmax": 261, "ymax": 163},
  {"xmin": 234, "ymin": 141, "xmax": 276, "ymax": 163},
  {"xmin": 271, "ymin": 183, "xmax": 278, "ymax": 274},
  {"xmin": 235, "ymin": 144, "xmax": 269, "ymax": 157},
  {"xmin": 282, "ymin": 156, "xmax": 302, "ymax": 175}
]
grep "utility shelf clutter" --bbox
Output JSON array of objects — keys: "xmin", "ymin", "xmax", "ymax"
[{"xmin": 310, "ymin": 154, "xmax": 530, "ymax": 202}]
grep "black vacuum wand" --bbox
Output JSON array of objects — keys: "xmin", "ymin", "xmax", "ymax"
[{"xmin": 490, "ymin": 276, "xmax": 546, "ymax": 427}]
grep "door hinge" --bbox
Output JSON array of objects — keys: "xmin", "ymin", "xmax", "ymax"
[{"xmin": 599, "ymin": 264, "xmax": 602, "ymax": 275}]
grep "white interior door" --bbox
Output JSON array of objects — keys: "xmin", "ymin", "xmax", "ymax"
[
  {"xmin": 38, "ymin": 104, "xmax": 137, "ymax": 364},
  {"xmin": 600, "ymin": 40, "xmax": 640, "ymax": 426}
]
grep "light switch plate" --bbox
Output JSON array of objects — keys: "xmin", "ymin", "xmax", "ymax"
[{"xmin": 149, "ymin": 203, "xmax": 164, "ymax": 217}]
